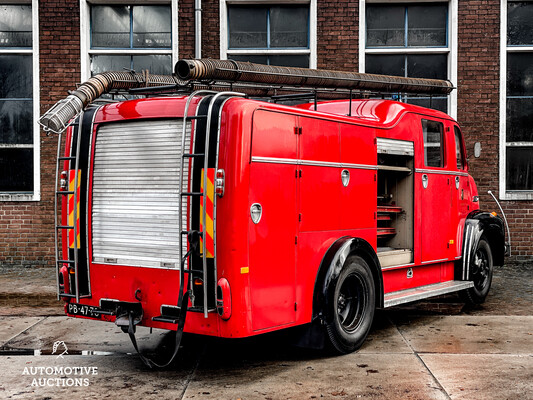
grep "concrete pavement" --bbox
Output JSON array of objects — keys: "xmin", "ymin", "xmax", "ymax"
[{"xmin": 0, "ymin": 263, "xmax": 532, "ymax": 399}]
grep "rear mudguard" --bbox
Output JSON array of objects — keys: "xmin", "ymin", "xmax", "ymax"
[
  {"xmin": 313, "ymin": 237, "xmax": 383, "ymax": 324},
  {"xmin": 459, "ymin": 211, "xmax": 506, "ymax": 281},
  {"xmin": 293, "ymin": 237, "xmax": 382, "ymax": 350}
]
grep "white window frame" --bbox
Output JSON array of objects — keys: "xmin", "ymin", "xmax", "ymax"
[
  {"xmin": 219, "ymin": 0, "xmax": 317, "ymax": 69},
  {"xmin": 358, "ymin": 0, "xmax": 458, "ymax": 119},
  {"xmin": 79, "ymin": 0, "xmax": 179, "ymax": 82},
  {"xmin": 499, "ymin": 0, "xmax": 533, "ymax": 200},
  {"xmin": 0, "ymin": 0, "xmax": 40, "ymax": 202}
]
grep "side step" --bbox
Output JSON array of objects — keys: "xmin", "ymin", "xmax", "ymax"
[
  {"xmin": 383, "ymin": 281, "xmax": 474, "ymax": 308},
  {"xmin": 152, "ymin": 304, "xmax": 216, "ymax": 324}
]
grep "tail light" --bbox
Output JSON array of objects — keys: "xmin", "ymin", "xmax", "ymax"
[
  {"xmin": 60, "ymin": 170, "xmax": 68, "ymax": 190},
  {"xmin": 215, "ymin": 169, "xmax": 225, "ymax": 197}
]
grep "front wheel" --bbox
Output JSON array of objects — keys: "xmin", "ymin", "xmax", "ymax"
[
  {"xmin": 326, "ymin": 256, "xmax": 375, "ymax": 354},
  {"xmin": 462, "ymin": 237, "xmax": 493, "ymax": 304}
]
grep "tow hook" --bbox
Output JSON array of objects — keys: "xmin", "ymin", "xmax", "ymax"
[
  {"xmin": 99, "ymin": 300, "xmax": 143, "ymax": 333},
  {"xmin": 116, "ymin": 306, "xmax": 143, "ymax": 333}
]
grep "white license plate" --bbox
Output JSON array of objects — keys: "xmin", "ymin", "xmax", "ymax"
[{"xmin": 67, "ymin": 303, "xmax": 102, "ymax": 319}]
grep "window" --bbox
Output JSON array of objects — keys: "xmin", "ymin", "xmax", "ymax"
[
  {"xmin": 0, "ymin": 3, "xmax": 39, "ymax": 199},
  {"xmin": 454, "ymin": 126, "xmax": 465, "ymax": 170},
  {"xmin": 86, "ymin": 4, "xmax": 173, "ymax": 77},
  {"xmin": 221, "ymin": 1, "xmax": 317, "ymax": 68},
  {"xmin": 361, "ymin": 2, "xmax": 456, "ymax": 114},
  {"xmin": 501, "ymin": 0, "xmax": 533, "ymax": 197},
  {"xmin": 422, "ymin": 119, "xmax": 444, "ymax": 168}
]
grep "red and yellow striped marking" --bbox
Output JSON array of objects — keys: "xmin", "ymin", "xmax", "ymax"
[
  {"xmin": 200, "ymin": 168, "xmax": 215, "ymax": 258},
  {"xmin": 68, "ymin": 170, "xmax": 81, "ymax": 249}
]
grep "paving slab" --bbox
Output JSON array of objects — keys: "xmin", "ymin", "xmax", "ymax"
[
  {"xmin": 393, "ymin": 315, "xmax": 533, "ymax": 354},
  {"xmin": 0, "ymin": 355, "xmax": 192, "ymax": 400},
  {"xmin": 421, "ymin": 354, "xmax": 533, "ymax": 400},
  {"xmin": 185, "ymin": 351, "xmax": 448, "ymax": 400},
  {"xmin": 3, "ymin": 316, "xmax": 170, "ymax": 354},
  {"xmin": 359, "ymin": 311, "xmax": 413, "ymax": 354},
  {"xmin": 0, "ymin": 318, "xmax": 44, "ymax": 347}
]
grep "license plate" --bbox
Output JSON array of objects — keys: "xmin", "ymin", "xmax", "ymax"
[{"xmin": 67, "ymin": 303, "xmax": 102, "ymax": 319}]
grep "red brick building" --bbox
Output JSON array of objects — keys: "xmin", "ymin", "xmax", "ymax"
[{"xmin": 0, "ymin": 0, "xmax": 531, "ymax": 267}]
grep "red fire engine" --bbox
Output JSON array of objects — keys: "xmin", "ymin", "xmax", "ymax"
[{"xmin": 40, "ymin": 59, "xmax": 509, "ymax": 367}]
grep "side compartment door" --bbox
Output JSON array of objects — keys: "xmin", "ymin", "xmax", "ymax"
[{"xmin": 249, "ymin": 110, "xmax": 298, "ymax": 331}]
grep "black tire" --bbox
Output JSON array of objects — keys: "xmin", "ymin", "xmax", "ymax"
[
  {"xmin": 462, "ymin": 237, "xmax": 493, "ymax": 304},
  {"xmin": 326, "ymin": 256, "xmax": 375, "ymax": 354}
]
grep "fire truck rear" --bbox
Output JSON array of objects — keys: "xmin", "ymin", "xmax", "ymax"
[{"xmin": 40, "ymin": 59, "xmax": 509, "ymax": 365}]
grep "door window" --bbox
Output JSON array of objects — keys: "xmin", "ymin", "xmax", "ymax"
[{"xmin": 422, "ymin": 119, "xmax": 444, "ymax": 168}]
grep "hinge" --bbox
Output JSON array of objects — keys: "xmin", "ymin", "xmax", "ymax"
[
  {"xmin": 294, "ymin": 302, "xmax": 297, "ymax": 311},
  {"xmin": 295, "ymin": 236, "xmax": 298, "ymax": 245},
  {"xmin": 298, "ymin": 127, "xmax": 302, "ymax": 135},
  {"xmin": 299, "ymin": 213, "xmax": 302, "ymax": 222},
  {"xmin": 294, "ymin": 126, "xmax": 299, "ymax": 135}
]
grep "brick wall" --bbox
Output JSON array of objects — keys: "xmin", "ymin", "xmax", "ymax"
[
  {"xmin": 0, "ymin": 0, "xmax": 81, "ymax": 268},
  {"xmin": 1, "ymin": 0, "xmax": 531, "ymax": 268},
  {"xmin": 178, "ymin": 0, "xmax": 220, "ymax": 59},
  {"xmin": 317, "ymin": 0, "xmax": 359, "ymax": 71},
  {"xmin": 457, "ymin": 0, "xmax": 532, "ymax": 261}
]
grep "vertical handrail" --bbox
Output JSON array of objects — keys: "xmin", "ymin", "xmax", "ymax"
[
  {"xmin": 202, "ymin": 91, "xmax": 246, "ymax": 318},
  {"xmin": 178, "ymin": 90, "xmax": 217, "ymax": 310},
  {"xmin": 54, "ymin": 132, "xmax": 62, "ymax": 300},
  {"xmin": 73, "ymin": 113, "xmax": 84, "ymax": 303}
]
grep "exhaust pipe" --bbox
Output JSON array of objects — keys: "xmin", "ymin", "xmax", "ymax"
[{"xmin": 176, "ymin": 59, "xmax": 454, "ymax": 95}]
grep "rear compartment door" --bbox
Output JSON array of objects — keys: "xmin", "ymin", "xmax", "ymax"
[{"xmin": 249, "ymin": 110, "xmax": 297, "ymax": 331}]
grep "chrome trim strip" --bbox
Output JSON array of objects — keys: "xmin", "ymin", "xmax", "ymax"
[
  {"xmin": 251, "ymin": 156, "xmax": 378, "ymax": 170},
  {"xmin": 381, "ymin": 262, "xmax": 416, "ymax": 271},
  {"xmin": 421, "ymin": 258, "xmax": 449, "ymax": 264},
  {"xmin": 415, "ymin": 168, "xmax": 469, "ymax": 177}
]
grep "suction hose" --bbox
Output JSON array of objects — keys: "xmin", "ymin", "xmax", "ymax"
[
  {"xmin": 176, "ymin": 58, "xmax": 454, "ymax": 95},
  {"xmin": 39, "ymin": 71, "xmax": 183, "ymax": 134}
]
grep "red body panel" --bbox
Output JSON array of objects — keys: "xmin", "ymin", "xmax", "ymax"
[{"xmin": 61, "ymin": 97, "xmax": 480, "ymax": 338}]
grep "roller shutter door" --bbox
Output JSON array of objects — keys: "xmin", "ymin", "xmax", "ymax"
[{"xmin": 91, "ymin": 119, "xmax": 189, "ymax": 268}]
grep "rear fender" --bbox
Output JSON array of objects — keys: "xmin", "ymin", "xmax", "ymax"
[{"xmin": 313, "ymin": 237, "xmax": 383, "ymax": 325}]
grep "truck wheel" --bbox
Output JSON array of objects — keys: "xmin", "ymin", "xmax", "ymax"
[
  {"xmin": 326, "ymin": 256, "xmax": 375, "ymax": 354},
  {"xmin": 462, "ymin": 237, "xmax": 493, "ymax": 304}
]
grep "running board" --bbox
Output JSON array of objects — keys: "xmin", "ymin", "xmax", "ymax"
[{"xmin": 383, "ymin": 281, "xmax": 474, "ymax": 308}]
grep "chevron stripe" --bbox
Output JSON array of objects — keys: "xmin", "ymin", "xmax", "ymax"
[
  {"xmin": 200, "ymin": 168, "xmax": 215, "ymax": 258},
  {"xmin": 68, "ymin": 170, "xmax": 81, "ymax": 249}
]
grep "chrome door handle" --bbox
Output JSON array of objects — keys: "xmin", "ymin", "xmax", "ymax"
[{"xmin": 422, "ymin": 174, "xmax": 428, "ymax": 189}]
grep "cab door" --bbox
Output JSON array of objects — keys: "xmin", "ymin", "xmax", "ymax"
[
  {"xmin": 249, "ymin": 110, "xmax": 298, "ymax": 331},
  {"xmin": 451, "ymin": 125, "xmax": 470, "ymax": 259},
  {"xmin": 419, "ymin": 118, "xmax": 452, "ymax": 264}
]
